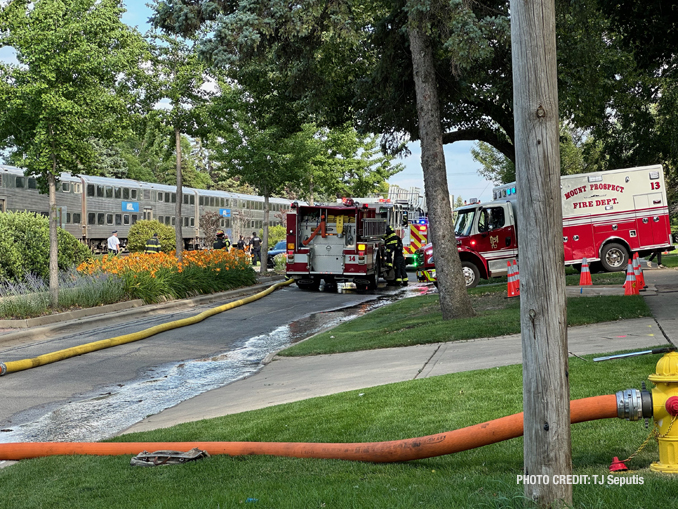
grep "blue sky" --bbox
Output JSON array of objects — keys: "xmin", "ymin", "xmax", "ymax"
[{"xmin": 2, "ymin": 2, "xmax": 495, "ymax": 203}]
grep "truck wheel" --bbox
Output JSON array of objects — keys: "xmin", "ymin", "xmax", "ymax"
[
  {"xmin": 296, "ymin": 278, "xmax": 320, "ymax": 291},
  {"xmin": 462, "ymin": 261, "xmax": 480, "ymax": 288},
  {"xmin": 368, "ymin": 260, "xmax": 380, "ymax": 290},
  {"xmin": 600, "ymin": 243, "xmax": 628, "ymax": 272}
]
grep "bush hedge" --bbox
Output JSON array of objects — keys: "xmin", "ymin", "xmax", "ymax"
[
  {"xmin": 259, "ymin": 225, "xmax": 287, "ymax": 245},
  {"xmin": 126, "ymin": 220, "xmax": 176, "ymax": 253},
  {"xmin": 0, "ymin": 211, "xmax": 92, "ymax": 281}
]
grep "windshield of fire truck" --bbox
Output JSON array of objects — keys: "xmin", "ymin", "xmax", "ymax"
[{"xmin": 454, "ymin": 209, "xmax": 476, "ymax": 237}]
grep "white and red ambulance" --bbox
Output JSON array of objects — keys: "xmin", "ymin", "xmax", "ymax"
[{"xmin": 417, "ymin": 165, "xmax": 674, "ymax": 287}]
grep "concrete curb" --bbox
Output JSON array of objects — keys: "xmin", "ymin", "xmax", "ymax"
[{"xmin": 0, "ymin": 275, "xmax": 286, "ymax": 347}]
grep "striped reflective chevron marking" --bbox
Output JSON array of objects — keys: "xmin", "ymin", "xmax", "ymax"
[{"xmin": 404, "ymin": 224, "xmax": 427, "ymax": 255}]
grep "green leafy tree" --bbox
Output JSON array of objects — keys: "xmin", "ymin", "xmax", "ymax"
[
  {"xmin": 0, "ymin": 0, "xmax": 145, "ymax": 306},
  {"xmin": 146, "ymin": 31, "xmax": 211, "ymax": 261}
]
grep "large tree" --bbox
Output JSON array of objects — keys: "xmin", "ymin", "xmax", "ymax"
[
  {"xmin": 146, "ymin": 32, "xmax": 211, "ymax": 261},
  {"xmin": 0, "ymin": 0, "xmax": 145, "ymax": 306}
]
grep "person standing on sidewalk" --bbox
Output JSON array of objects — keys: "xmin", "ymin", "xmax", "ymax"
[
  {"xmin": 249, "ymin": 231, "xmax": 261, "ymax": 266},
  {"xmin": 107, "ymin": 231, "xmax": 120, "ymax": 256},
  {"xmin": 236, "ymin": 235, "xmax": 245, "ymax": 251},
  {"xmin": 144, "ymin": 233, "xmax": 161, "ymax": 254},
  {"xmin": 648, "ymin": 250, "xmax": 665, "ymax": 268}
]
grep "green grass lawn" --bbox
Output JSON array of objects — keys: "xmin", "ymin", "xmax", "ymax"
[
  {"xmin": 656, "ymin": 252, "xmax": 678, "ymax": 268},
  {"xmin": 280, "ymin": 290, "xmax": 652, "ymax": 357},
  {"xmin": 0, "ymin": 350, "xmax": 673, "ymax": 508},
  {"xmin": 477, "ymin": 266, "xmax": 628, "ymax": 287}
]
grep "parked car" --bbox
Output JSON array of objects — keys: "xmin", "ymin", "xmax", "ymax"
[{"xmin": 267, "ymin": 240, "xmax": 287, "ymax": 268}]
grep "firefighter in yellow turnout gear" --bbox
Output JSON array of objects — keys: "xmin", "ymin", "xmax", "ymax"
[
  {"xmin": 384, "ymin": 227, "xmax": 406, "ymax": 286},
  {"xmin": 393, "ymin": 236, "xmax": 408, "ymax": 286}
]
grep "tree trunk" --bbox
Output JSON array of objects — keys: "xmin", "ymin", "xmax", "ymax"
[
  {"xmin": 262, "ymin": 185, "xmax": 269, "ymax": 273},
  {"xmin": 511, "ymin": 0, "xmax": 572, "ymax": 506},
  {"xmin": 407, "ymin": 16, "xmax": 475, "ymax": 320},
  {"xmin": 309, "ymin": 174, "xmax": 314, "ymax": 206},
  {"xmin": 175, "ymin": 127, "xmax": 183, "ymax": 261},
  {"xmin": 48, "ymin": 173, "xmax": 59, "ymax": 308}
]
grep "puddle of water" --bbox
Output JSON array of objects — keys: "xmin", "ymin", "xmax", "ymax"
[{"xmin": 0, "ymin": 284, "xmax": 434, "ymax": 443}]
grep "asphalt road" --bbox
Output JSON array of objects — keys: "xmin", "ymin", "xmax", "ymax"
[{"xmin": 0, "ymin": 282, "xmax": 419, "ymax": 441}]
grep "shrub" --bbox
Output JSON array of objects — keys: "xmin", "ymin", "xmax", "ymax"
[
  {"xmin": 0, "ymin": 211, "xmax": 91, "ymax": 281},
  {"xmin": 126, "ymin": 220, "xmax": 176, "ymax": 253},
  {"xmin": 260, "ymin": 225, "xmax": 287, "ymax": 245}
]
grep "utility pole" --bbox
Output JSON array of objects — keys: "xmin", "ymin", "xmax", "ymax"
[{"xmin": 510, "ymin": 0, "xmax": 572, "ymax": 507}]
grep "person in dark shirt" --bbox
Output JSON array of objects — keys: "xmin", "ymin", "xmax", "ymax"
[
  {"xmin": 236, "ymin": 235, "xmax": 246, "ymax": 250},
  {"xmin": 213, "ymin": 230, "xmax": 231, "ymax": 250},
  {"xmin": 249, "ymin": 231, "xmax": 262, "ymax": 266},
  {"xmin": 144, "ymin": 233, "xmax": 161, "ymax": 254}
]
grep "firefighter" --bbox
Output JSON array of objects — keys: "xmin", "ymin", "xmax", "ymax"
[
  {"xmin": 144, "ymin": 233, "xmax": 161, "ymax": 254},
  {"xmin": 383, "ymin": 227, "xmax": 399, "ymax": 283},
  {"xmin": 394, "ymin": 235, "xmax": 408, "ymax": 286},
  {"xmin": 213, "ymin": 230, "xmax": 231, "ymax": 250},
  {"xmin": 249, "ymin": 231, "xmax": 262, "ymax": 265}
]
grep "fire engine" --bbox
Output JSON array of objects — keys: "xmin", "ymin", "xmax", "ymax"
[
  {"xmin": 343, "ymin": 197, "xmax": 429, "ymax": 264},
  {"xmin": 286, "ymin": 199, "xmax": 393, "ymax": 290},
  {"xmin": 417, "ymin": 165, "xmax": 674, "ymax": 287}
]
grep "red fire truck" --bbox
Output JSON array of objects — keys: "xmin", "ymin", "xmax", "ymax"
[
  {"xmin": 417, "ymin": 165, "xmax": 674, "ymax": 287},
  {"xmin": 286, "ymin": 199, "xmax": 392, "ymax": 290}
]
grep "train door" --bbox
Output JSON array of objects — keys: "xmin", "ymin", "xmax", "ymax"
[{"xmin": 143, "ymin": 207, "xmax": 153, "ymax": 221}]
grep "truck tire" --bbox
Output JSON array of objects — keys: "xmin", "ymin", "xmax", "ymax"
[
  {"xmin": 368, "ymin": 260, "xmax": 380, "ymax": 290},
  {"xmin": 296, "ymin": 278, "xmax": 320, "ymax": 291},
  {"xmin": 600, "ymin": 243, "xmax": 628, "ymax": 272},
  {"xmin": 462, "ymin": 261, "xmax": 480, "ymax": 288}
]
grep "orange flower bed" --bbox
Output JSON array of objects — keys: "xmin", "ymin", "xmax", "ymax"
[{"xmin": 77, "ymin": 249, "xmax": 252, "ymax": 278}]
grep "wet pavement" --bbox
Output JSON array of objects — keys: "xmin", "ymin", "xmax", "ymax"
[{"xmin": 0, "ymin": 280, "xmax": 433, "ymax": 443}]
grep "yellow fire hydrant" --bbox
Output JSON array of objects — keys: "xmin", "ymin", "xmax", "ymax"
[{"xmin": 649, "ymin": 351, "xmax": 678, "ymax": 473}]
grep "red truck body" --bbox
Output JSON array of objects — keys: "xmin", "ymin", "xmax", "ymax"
[{"xmin": 417, "ymin": 165, "xmax": 674, "ymax": 287}]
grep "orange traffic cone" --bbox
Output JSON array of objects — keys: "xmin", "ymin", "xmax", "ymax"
[
  {"xmin": 633, "ymin": 253, "xmax": 646, "ymax": 289},
  {"xmin": 623, "ymin": 261, "xmax": 638, "ymax": 296},
  {"xmin": 512, "ymin": 260, "xmax": 520, "ymax": 296},
  {"xmin": 507, "ymin": 261, "xmax": 517, "ymax": 297},
  {"xmin": 579, "ymin": 258, "xmax": 592, "ymax": 286}
]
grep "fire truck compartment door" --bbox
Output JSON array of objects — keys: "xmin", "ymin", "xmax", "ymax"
[
  {"xmin": 309, "ymin": 238, "xmax": 345, "ymax": 274},
  {"xmin": 634, "ymin": 193, "xmax": 662, "ymax": 246}
]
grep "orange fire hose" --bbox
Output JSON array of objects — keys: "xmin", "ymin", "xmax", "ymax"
[
  {"xmin": 0, "ymin": 395, "xmax": 617, "ymax": 461},
  {"xmin": 302, "ymin": 217, "xmax": 326, "ymax": 246}
]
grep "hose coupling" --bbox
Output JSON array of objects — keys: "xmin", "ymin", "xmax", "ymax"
[
  {"xmin": 616, "ymin": 388, "xmax": 653, "ymax": 421},
  {"xmin": 0, "ymin": 363, "xmax": 6, "ymax": 376}
]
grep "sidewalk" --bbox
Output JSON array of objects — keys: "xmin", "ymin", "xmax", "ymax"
[{"xmin": 123, "ymin": 300, "xmax": 671, "ymax": 435}]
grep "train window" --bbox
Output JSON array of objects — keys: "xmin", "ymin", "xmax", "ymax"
[
  {"xmin": 97, "ymin": 185, "xmax": 104, "ymax": 197},
  {"xmin": 106, "ymin": 213, "xmax": 113, "ymax": 225},
  {"xmin": 15, "ymin": 176, "xmax": 24, "ymax": 188},
  {"xmin": 183, "ymin": 195, "xmax": 189, "ymax": 204},
  {"xmin": 220, "ymin": 218, "xmax": 224, "ymax": 227},
  {"xmin": 158, "ymin": 192, "xmax": 163, "ymax": 202},
  {"xmin": 115, "ymin": 214, "xmax": 122, "ymax": 226},
  {"xmin": 75, "ymin": 184, "xmax": 82, "ymax": 194},
  {"xmin": 183, "ymin": 217, "xmax": 188, "ymax": 227},
  {"xmin": 97, "ymin": 213, "xmax": 105, "ymax": 225},
  {"xmin": 73, "ymin": 213, "xmax": 80, "ymax": 224},
  {"xmin": 87, "ymin": 184, "xmax": 94, "ymax": 196},
  {"xmin": 105, "ymin": 186, "xmax": 113, "ymax": 198},
  {"xmin": 171, "ymin": 217, "xmax": 175, "ymax": 226},
  {"xmin": 62, "ymin": 182, "xmax": 70, "ymax": 192},
  {"xmin": 133, "ymin": 190, "xmax": 140, "ymax": 200},
  {"xmin": 88, "ymin": 213, "xmax": 95, "ymax": 225},
  {"xmin": 66, "ymin": 213, "xmax": 71, "ymax": 223},
  {"xmin": 223, "ymin": 199, "xmax": 229, "ymax": 207},
  {"xmin": 165, "ymin": 216, "xmax": 170, "ymax": 225},
  {"xmin": 225, "ymin": 218, "xmax": 231, "ymax": 228},
  {"xmin": 158, "ymin": 216, "xmax": 163, "ymax": 223},
  {"xmin": 123, "ymin": 214, "xmax": 129, "ymax": 225},
  {"xmin": 209, "ymin": 197, "xmax": 215, "ymax": 207},
  {"xmin": 190, "ymin": 195, "xmax": 195, "ymax": 205},
  {"xmin": 28, "ymin": 178, "xmax": 37, "ymax": 189},
  {"xmin": 114, "ymin": 187, "xmax": 121, "ymax": 199},
  {"xmin": 199, "ymin": 196, "xmax": 204, "ymax": 206},
  {"xmin": 131, "ymin": 214, "xmax": 137, "ymax": 224},
  {"xmin": 122, "ymin": 188, "xmax": 129, "ymax": 200},
  {"xmin": 190, "ymin": 217, "xmax": 194, "ymax": 226},
  {"xmin": 220, "ymin": 198, "xmax": 224, "ymax": 207},
  {"xmin": 171, "ymin": 193, "xmax": 176, "ymax": 203}
]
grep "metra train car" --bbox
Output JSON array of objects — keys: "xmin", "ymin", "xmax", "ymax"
[{"xmin": 0, "ymin": 164, "xmax": 296, "ymax": 251}]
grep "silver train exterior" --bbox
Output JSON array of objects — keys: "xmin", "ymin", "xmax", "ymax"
[{"xmin": 0, "ymin": 165, "xmax": 295, "ymax": 250}]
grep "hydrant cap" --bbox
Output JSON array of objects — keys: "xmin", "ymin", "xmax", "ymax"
[{"xmin": 649, "ymin": 352, "xmax": 678, "ymax": 383}]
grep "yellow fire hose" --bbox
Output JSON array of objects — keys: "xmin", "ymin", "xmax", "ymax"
[{"xmin": 0, "ymin": 278, "xmax": 295, "ymax": 376}]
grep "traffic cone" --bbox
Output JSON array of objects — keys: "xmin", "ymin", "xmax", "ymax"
[
  {"xmin": 623, "ymin": 261, "xmax": 638, "ymax": 296},
  {"xmin": 633, "ymin": 253, "xmax": 646, "ymax": 289},
  {"xmin": 579, "ymin": 258, "xmax": 592, "ymax": 286},
  {"xmin": 512, "ymin": 259, "xmax": 520, "ymax": 296},
  {"xmin": 507, "ymin": 261, "xmax": 517, "ymax": 297}
]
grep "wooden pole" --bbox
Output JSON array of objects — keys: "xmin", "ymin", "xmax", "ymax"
[{"xmin": 510, "ymin": 0, "xmax": 572, "ymax": 506}]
